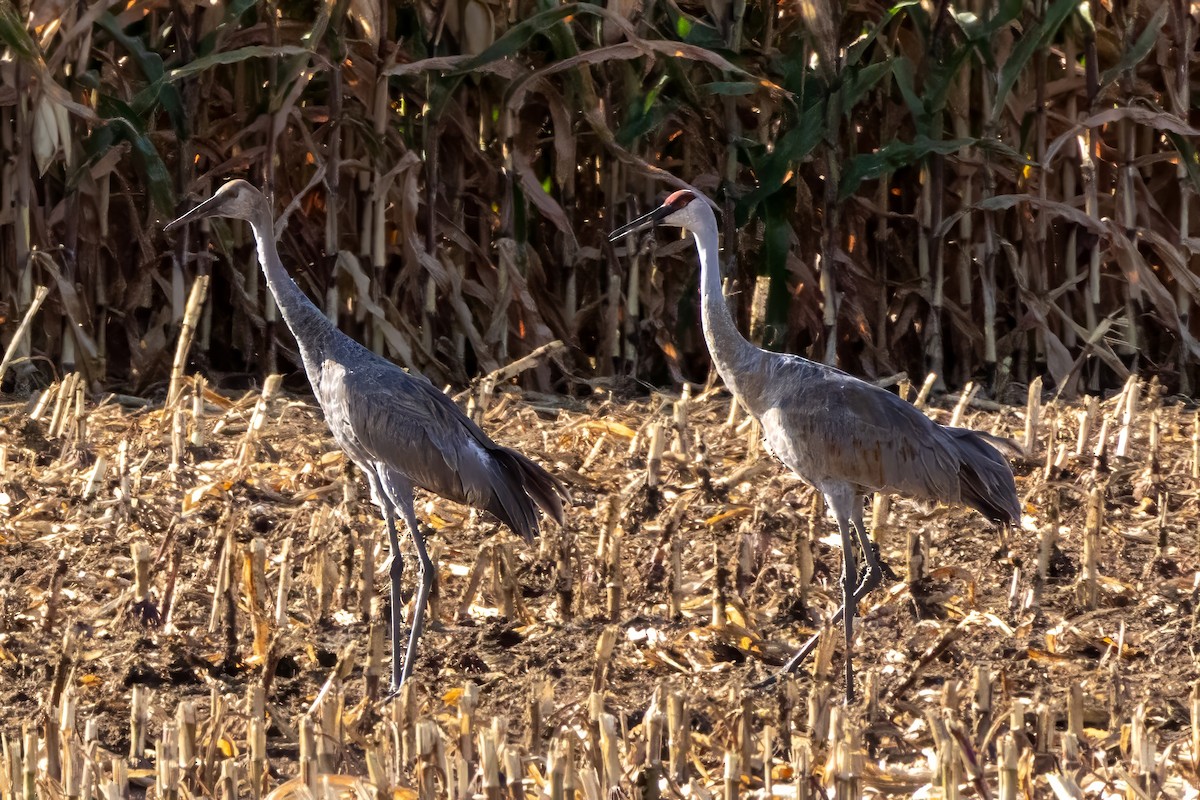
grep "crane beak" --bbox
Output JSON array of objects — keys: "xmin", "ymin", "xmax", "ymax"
[
  {"xmin": 608, "ymin": 203, "xmax": 673, "ymax": 242},
  {"xmin": 164, "ymin": 194, "xmax": 221, "ymax": 232}
]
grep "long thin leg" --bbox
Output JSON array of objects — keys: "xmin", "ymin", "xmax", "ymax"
[
  {"xmin": 758, "ymin": 583, "xmax": 868, "ymax": 688},
  {"xmin": 759, "ymin": 535, "xmax": 887, "ymax": 690},
  {"xmin": 851, "ymin": 501, "xmax": 885, "ymax": 598},
  {"xmin": 836, "ymin": 510, "xmax": 857, "ymax": 703},
  {"xmin": 383, "ymin": 511, "xmax": 406, "ymax": 690},
  {"xmin": 396, "ymin": 498, "xmax": 433, "ymax": 689},
  {"xmin": 365, "ymin": 470, "xmax": 407, "ymax": 692},
  {"xmin": 758, "ymin": 491, "xmax": 874, "ymax": 696}
]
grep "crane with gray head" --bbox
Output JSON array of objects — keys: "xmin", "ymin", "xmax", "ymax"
[
  {"xmin": 610, "ymin": 189, "xmax": 1020, "ymax": 702},
  {"xmin": 167, "ymin": 179, "xmax": 568, "ymax": 691}
]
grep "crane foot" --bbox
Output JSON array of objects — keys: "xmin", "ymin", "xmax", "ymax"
[
  {"xmin": 865, "ymin": 541, "xmax": 899, "ymax": 582},
  {"xmin": 750, "ymin": 671, "xmax": 780, "ymax": 691}
]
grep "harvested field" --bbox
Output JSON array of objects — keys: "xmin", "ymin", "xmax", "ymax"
[{"xmin": 0, "ymin": 369, "xmax": 1197, "ymax": 798}]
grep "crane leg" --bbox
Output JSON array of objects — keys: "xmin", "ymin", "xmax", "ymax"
[
  {"xmin": 366, "ymin": 471, "xmax": 408, "ymax": 693},
  {"xmin": 758, "ymin": 493, "xmax": 885, "ymax": 696},
  {"xmin": 396, "ymin": 500, "xmax": 434, "ymax": 691},
  {"xmin": 836, "ymin": 512, "xmax": 857, "ymax": 703},
  {"xmin": 382, "ymin": 511, "xmax": 406, "ymax": 692},
  {"xmin": 850, "ymin": 502, "xmax": 885, "ymax": 600}
]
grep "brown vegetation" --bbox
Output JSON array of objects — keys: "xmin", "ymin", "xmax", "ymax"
[
  {"xmin": 2, "ymin": 0, "xmax": 1200, "ymax": 797},
  {"xmin": 0, "ymin": 0, "xmax": 1197, "ymax": 395},
  {"xmin": 0, "ymin": 370, "xmax": 1198, "ymax": 796}
]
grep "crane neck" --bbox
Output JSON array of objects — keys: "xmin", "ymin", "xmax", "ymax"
[
  {"xmin": 692, "ymin": 214, "xmax": 763, "ymax": 408},
  {"xmin": 248, "ymin": 211, "xmax": 338, "ymax": 377}
]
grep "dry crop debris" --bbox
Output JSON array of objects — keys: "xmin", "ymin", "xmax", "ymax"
[{"xmin": 0, "ymin": 372, "xmax": 1198, "ymax": 797}]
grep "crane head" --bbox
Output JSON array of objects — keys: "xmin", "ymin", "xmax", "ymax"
[
  {"xmin": 608, "ymin": 189, "xmax": 709, "ymax": 241},
  {"xmin": 165, "ymin": 179, "xmax": 267, "ymax": 232}
]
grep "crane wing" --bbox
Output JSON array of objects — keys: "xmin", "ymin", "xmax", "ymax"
[
  {"xmin": 321, "ymin": 358, "xmax": 564, "ymax": 539},
  {"xmin": 326, "ymin": 364, "xmax": 492, "ymax": 505},
  {"xmin": 759, "ymin": 357, "xmax": 993, "ymax": 506}
]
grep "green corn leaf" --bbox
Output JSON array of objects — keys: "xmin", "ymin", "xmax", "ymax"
[
  {"xmin": 891, "ymin": 57, "xmax": 923, "ymax": 121},
  {"xmin": 839, "ymin": 135, "xmax": 973, "ymax": 200},
  {"xmin": 891, "ymin": 44, "xmax": 969, "ymax": 134},
  {"xmin": 0, "ymin": 0, "xmax": 37, "ymax": 61},
  {"xmin": 1077, "ymin": 0, "xmax": 1095, "ymax": 31},
  {"xmin": 992, "ymin": 0, "xmax": 1078, "ymax": 122},
  {"xmin": 132, "ymin": 79, "xmax": 187, "ymax": 138},
  {"xmin": 760, "ymin": 193, "xmax": 792, "ymax": 351},
  {"xmin": 619, "ymin": 94, "xmax": 667, "ymax": 147},
  {"xmin": 737, "ymin": 108, "xmax": 824, "ymax": 221},
  {"xmin": 455, "ymin": 5, "xmax": 575, "ymax": 73},
  {"xmin": 454, "ymin": 2, "xmax": 729, "ymax": 76},
  {"xmin": 924, "ymin": 44, "xmax": 971, "ymax": 119},
  {"xmin": 1099, "ymin": 3, "xmax": 1168, "ymax": 86},
  {"xmin": 643, "ymin": 73, "xmax": 670, "ymax": 112},
  {"xmin": 885, "ymin": 0, "xmax": 924, "ymax": 15},
  {"xmin": 227, "ymin": 0, "xmax": 258, "ymax": 18},
  {"xmin": 1166, "ymin": 132, "xmax": 1200, "ymax": 196},
  {"xmin": 954, "ymin": 0, "xmax": 1021, "ymax": 43},
  {"xmin": 129, "ymin": 129, "xmax": 176, "ymax": 216},
  {"xmin": 663, "ymin": 0, "xmax": 698, "ymax": 41},
  {"xmin": 840, "ymin": 59, "xmax": 891, "ymax": 112},
  {"xmin": 701, "ymin": 81, "xmax": 761, "ymax": 96},
  {"xmin": 96, "ymin": 13, "xmax": 187, "ymax": 135},
  {"xmin": 97, "ymin": 13, "xmax": 164, "ymax": 81},
  {"xmin": 166, "ymin": 45, "xmax": 313, "ymax": 81},
  {"xmin": 673, "ymin": 14, "xmax": 725, "ymax": 49},
  {"xmin": 538, "ymin": 0, "xmax": 581, "ymax": 60},
  {"xmin": 89, "ymin": 100, "xmax": 175, "ymax": 215},
  {"xmin": 845, "ymin": 2, "xmax": 912, "ymax": 66}
]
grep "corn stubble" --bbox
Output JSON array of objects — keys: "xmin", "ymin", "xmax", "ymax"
[
  {"xmin": 0, "ymin": 358, "xmax": 1194, "ymax": 795},
  {"xmin": 1, "ymin": 0, "xmax": 1199, "ymax": 796}
]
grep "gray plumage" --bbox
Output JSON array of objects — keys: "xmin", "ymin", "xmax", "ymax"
[
  {"xmin": 610, "ymin": 189, "xmax": 1020, "ymax": 703},
  {"xmin": 167, "ymin": 180, "xmax": 567, "ymax": 691}
]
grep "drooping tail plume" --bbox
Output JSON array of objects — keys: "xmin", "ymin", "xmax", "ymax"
[
  {"xmin": 486, "ymin": 448, "xmax": 568, "ymax": 542},
  {"xmin": 948, "ymin": 428, "xmax": 1022, "ymax": 526}
]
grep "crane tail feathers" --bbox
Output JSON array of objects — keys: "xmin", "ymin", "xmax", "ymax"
[
  {"xmin": 514, "ymin": 453, "xmax": 568, "ymax": 526},
  {"xmin": 487, "ymin": 449, "xmax": 568, "ymax": 542},
  {"xmin": 948, "ymin": 428, "xmax": 1022, "ymax": 527},
  {"xmin": 970, "ymin": 430, "xmax": 1026, "ymax": 460}
]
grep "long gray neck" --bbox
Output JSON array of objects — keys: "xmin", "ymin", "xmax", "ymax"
[
  {"xmin": 693, "ymin": 215, "xmax": 764, "ymax": 411},
  {"xmin": 249, "ymin": 211, "xmax": 339, "ymax": 379}
]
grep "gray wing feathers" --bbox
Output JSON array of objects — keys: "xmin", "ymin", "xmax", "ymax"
[
  {"xmin": 970, "ymin": 430, "xmax": 1026, "ymax": 460},
  {"xmin": 485, "ymin": 448, "xmax": 567, "ymax": 542},
  {"xmin": 338, "ymin": 364, "xmax": 566, "ymax": 539},
  {"xmin": 944, "ymin": 428, "xmax": 1022, "ymax": 526},
  {"xmin": 761, "ymin": 359, "xmax": 1019, "ymax": 527},
  {"xmin": 495, "ymin": 447, "xmax": 566, "ymax": 524}
]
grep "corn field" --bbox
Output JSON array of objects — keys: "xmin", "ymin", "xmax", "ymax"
[
  {"xmin": 6, "ymin": 2, "xmax": 1200, "ymax": 799},
  {"xmin": 0, "ymin": 363, "xmax": 1199, "ymax": 797},
  {"xmin": 0, "ymin": 0, "xmax": 1195, "ymax": 397}
]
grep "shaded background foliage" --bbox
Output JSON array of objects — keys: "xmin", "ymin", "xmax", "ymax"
[{"xmin": 0, "ymin": 0, "xmax": 1197, "ymax": 399}]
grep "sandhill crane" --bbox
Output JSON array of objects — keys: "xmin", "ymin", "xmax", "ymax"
[
  {"xmin": 610, "ymin": 189, "xmax": 1020, "ymax": 702},
  {"xmin": 167, "ymin": 180, "xmax": 567, "ymax": 691}
]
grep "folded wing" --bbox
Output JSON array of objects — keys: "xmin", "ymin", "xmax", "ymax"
[{"xmin": 330, "ymin": 362, "xmax": 566, "ymax": 541}]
